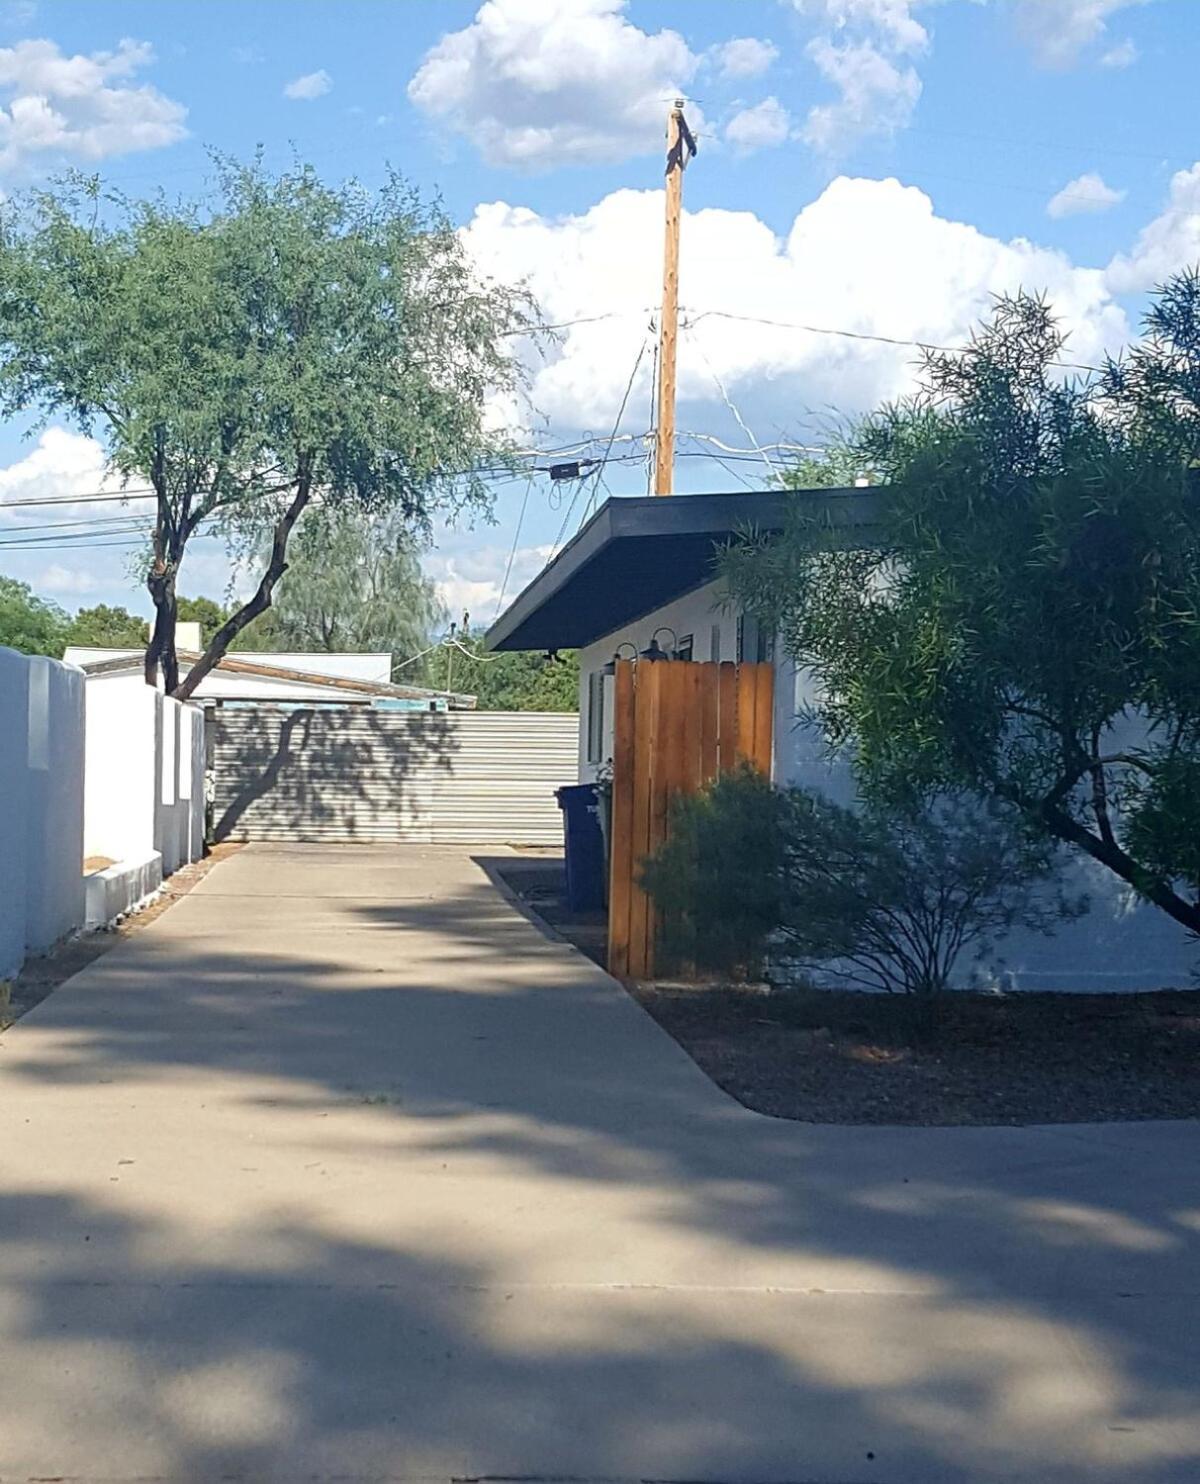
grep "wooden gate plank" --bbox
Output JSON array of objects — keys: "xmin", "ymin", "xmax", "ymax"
[
  {"xmin": 626, "ymin": 658, "xmax": 659, "ymax": 978},
  {"xmin": 752, "ymin": 660, "xmax": 775, "ymax": 775},
  {"xmin": 717, "ymin": 661, "xmax": 737, "ymax": 774},
  {"xmin": 606, "ymin": 659, "xmax": 636, "ymax": 978}
]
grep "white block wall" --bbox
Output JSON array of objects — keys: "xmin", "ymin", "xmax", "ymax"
[
  {"xmin": 0, "ymin": 648, "xmax": 86, "ymax": 978},
  {"xmin": 83, "ymin": 676, "xmax": 205, "ymax": 878}
]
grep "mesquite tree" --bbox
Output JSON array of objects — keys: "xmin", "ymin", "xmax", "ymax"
[
  {"xmin": 0, "ymin": 161, "xmax": 531, "ymax": 697},
  {"xmin": 725, "ymin": 279, "xmax": 1200, "ymax": 936}
]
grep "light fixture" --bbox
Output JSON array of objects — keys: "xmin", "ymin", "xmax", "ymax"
[
  {"xmin": 602, "ymin": 641, "xmax": 638, "ymax": 676},
  {"xmin": 639, "ymin": 626, "xmax": 678, "ymax": 662}
]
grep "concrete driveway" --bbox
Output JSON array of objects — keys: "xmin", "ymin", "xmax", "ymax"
[{"xmin": 0, "ymin": 842, "xmax": 1197, "ymax": 1483}]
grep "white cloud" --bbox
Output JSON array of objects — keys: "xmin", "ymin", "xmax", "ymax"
[
  {"xmin": 791, "ymin": 0, "xmax": 930, "ymax": 53},
  {"xmin": 283, "ymin": 68, "xmax": 331, "ymax": 100},
  {"xmin": 38, "ymin": 562, "xmax": 96, "ymax": 595},
  {"xmin": 788, "ymin": 0, "xmax": 928, "ymax": 151},
  {"xmin": 0, "ymin": 3, "xmax": 39, "ymax": 27},
  {"xmin": 1013, "ymin": 0, "xmax": 1145, "ymax": 69},
  {"xmin": 464, "ymin": 178, "xmax": 1131, "ymax": 442},
  {"xmin": 1100, "ymin": 37, "xmax": 1138, "ymax": 67},
  {"xmin": 1107, "ymin": 162, "xmax": 1200, "ymax": 293},
  {"xmin": 725, "ymin": 97, "xmax": 791, "ymax": 154},
  {"xmin": 0, "ymin": 427, "xmax": 153, "ymax": 528},
  {"xmin": 1046, "ymin": 170, "xmax": 1126, "ymax": 219},
  {"xmin": 425, "ymin": 542, "xmax": 553, "ymax": 620},
  {"xmin": 407, "ymin": 0, "xmax": 703, "ymax": 169},
  {"xmin": 804, "ymin": 37, "xmax": 921, "ymax": 150},
  {"xmin": 713, "ymin": 36, "xmax": 778, "ymax": 79},
  {"xmin": 0, "ymin": 37, "xmax": 186, "ymax": 174}
]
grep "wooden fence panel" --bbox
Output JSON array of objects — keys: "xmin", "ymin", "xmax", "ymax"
[{"xmin": 607, "ymin": 659, "xmax": 773, "ymax": 979}]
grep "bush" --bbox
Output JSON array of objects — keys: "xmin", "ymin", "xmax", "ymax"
[{"xmin": 640, "ymin": 770, "xmax": 1081, "ymax": 995}]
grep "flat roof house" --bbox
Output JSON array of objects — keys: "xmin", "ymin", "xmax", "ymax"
[{"xmin": 488, "ymin": 488, "xmax": 1196, "ymax": 991}]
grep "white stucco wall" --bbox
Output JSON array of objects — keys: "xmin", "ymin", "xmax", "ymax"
[
  {"xmin": 0, "ymin": 648, "xmax": 32, "ymax": 978},
  {"xmin": 83, "ymin": 675, "xmax": 205, "ymax": 878},
  {"xmin": 0, "ymin": 648, "xmax": 86, "ymax": 975},
  {"xmin": 84, "ymin": 676, "xmax": 157, "ymax": 863},
  {"xmin": 577, "ymin": 584, "xmax": 1198, "ymax": 991}
]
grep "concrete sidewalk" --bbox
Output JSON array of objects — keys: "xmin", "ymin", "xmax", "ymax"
[{"xmin": 0, "ymin": 842, "xmax": 1197, "ymax": 1482}]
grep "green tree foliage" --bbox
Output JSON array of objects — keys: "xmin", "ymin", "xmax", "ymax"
[
  {"xmin": 0, "ymin": 575, "xmax": 67, "ymax": 655},
  {"xmin": 267, "ymin": 508, "xmax": 444, "ymax": 678},
  {"xmin": 725, "ymin": 278, "xmax": 1200, "ymax": 935},
  {"xmin": 775, "ymin": 430, "xmax": 875, "ymax": 490},
  {"xmin": 449, "ymin": 630, "xmax": 579, "ymax": 711},
  {"xmin": 64, "ymin": 603, "xmax": 148, "ymax": 647},
  {"xmin": 0, "ymin": 159, "xmax": 532, "ymax": 699},
  {"xmin": 175, "ymin": 595, "xmax": 228, "ymax": 649},
  {"xmin": 641, "ymin": 769, "xmax": 1074, "ymax": 993}
]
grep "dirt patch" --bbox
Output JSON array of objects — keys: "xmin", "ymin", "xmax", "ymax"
[
  {"xmin": 2, "ymin": 843, "xmax": 243, "ymax": 1030},
  {"xmin": 83, "ymin": 855, "xmax": 117, "ymax": 873},
  {"xmin": 629, "ymin": 980, "xmax": 1200, "ymax": 1125},
  {"xmin": 493, "ymin": 854, "xmax": 1200, "ymax": 1127}
]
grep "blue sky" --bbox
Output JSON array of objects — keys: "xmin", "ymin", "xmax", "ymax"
[{"xmin": 0, "ymin": 0, "xmax": 1197, "ymax": 629}]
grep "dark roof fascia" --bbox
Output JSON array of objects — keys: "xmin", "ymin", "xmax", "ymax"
[{"xmin": 485, "ymin": 486, "xmax": 880, "ymax": 653}]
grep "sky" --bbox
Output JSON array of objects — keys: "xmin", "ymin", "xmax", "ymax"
[{"xmin": 0, "ymin": 0, "xmax": 1198, "ymax": 630}]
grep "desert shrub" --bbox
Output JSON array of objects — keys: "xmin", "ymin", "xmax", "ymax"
[{"xmin": 641, "ymin": 770, "xmax": 1080, "ymax": 994}]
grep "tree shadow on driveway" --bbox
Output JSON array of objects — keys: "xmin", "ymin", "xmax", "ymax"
[{"xmin": 0, "ymin": 847, "xmax": 1198, "ymax": 1481}]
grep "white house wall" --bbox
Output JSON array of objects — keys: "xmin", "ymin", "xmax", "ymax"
[
  {"xmin": 0, "ymin": 648, "xmax": 86, "ymax": 977},
  {"xmin": 577, "ymin": 582, "xmax": 1197, "ymax": 991},
  {"xmin": 576, "ymin": 579, "xmax": 738, "ymax": 783}
]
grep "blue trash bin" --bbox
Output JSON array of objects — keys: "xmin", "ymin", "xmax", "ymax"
[{"xmin": 555, "ymin": 782, "xmax": 605, "ymax": 912}]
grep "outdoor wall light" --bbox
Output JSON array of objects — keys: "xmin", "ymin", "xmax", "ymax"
[
  {"xmin": 601, "ymin": 641, "xmax": 638, "ymax": 676},
  {"xmin": 639, "ymin": 627, "xmax": 678, "ymax": 662}
]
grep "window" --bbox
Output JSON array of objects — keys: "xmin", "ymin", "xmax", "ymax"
[
  {"xmin": 676, "ymin": 633, "xmax": 694, "ymax": 662},
  {"xmin": 586, "ymin": 670, "xmax": 606, "ymax": 764},
  {"xmin": 710, "ymin": 623, "xmax": 722, "ymax": 662},
  {"xmin": 756, "ymin": 625, "xmax": 775, "ymax": 664}
]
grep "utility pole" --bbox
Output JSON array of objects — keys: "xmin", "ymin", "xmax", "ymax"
[{"xmin": 653, "ymin": 98, "xmax": 695, "ymax": 496}]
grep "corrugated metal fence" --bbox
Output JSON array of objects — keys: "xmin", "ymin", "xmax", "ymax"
[{"xmin": 208, "ymin": 707, "xmax": 579, "ymax": 845}]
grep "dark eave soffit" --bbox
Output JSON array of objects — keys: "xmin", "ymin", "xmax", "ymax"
[{"xmin": 485, "ymin": 487, "xmax": 879, "ymax": 653}]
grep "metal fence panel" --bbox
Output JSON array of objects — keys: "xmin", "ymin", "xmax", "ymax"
[{"xmin": 209, "ymin": 707, "xmax": 578, "ymax": 845}]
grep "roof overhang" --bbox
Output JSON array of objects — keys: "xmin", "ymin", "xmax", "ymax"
[{"xmin": 486, "ymin": 488, "xmax": 880, "ymax": 652}]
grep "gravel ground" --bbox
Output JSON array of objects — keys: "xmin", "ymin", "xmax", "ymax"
[
  {"xmin": 493, "ymin": 854, "xmax": 1200, "ymax": 1127},
  {"xmin": 629, "ymin": 979, "xmax": 1200, "ymax": 1125}
]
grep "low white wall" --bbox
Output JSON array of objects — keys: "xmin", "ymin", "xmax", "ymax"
[
  {"xmin": 0, "ymin": 647, "xmax": 85, "ymax": 977},
  {"xmin": 83, "ymin": 677, "xmax": 205, "ymax": 882}
]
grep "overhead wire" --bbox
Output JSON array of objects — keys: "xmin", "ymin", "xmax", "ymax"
[
  {"xmin": 549, "ymin": 327, "xmax": 652, "ymax": 557},
  {"xmin": 492, "ymin": 472, "xmax": 534, "ymax": 621}
]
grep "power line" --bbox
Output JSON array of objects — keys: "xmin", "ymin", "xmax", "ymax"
[
  {"xmin": 551, "ymin": 330, "xmax": 652, "ymax": 556},
  {"xmin": 492, "ymin": 473, "xmax": 534, "ymax": 621},
  {"xmin": 682, "ymin": 309, "xmax": 1104, "ymax": 374}
]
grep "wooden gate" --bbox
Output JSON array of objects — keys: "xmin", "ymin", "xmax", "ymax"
[{"xmin": 607, "ymin": 658, "xmax": 774, "ymax": 978}]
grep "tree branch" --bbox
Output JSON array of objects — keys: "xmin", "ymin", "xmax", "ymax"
[{"xmin": 172, "ymin": 465, "xmax": 314, "ymax": 702}]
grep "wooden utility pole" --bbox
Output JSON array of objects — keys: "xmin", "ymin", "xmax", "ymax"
[{"xmin": 654, "ymin": 98, "xmax": 694, "ymax": 496}]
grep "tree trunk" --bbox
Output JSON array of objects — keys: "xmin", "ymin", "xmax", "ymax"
[
  {"xmin": 145, "ymin": 565, "xmax": 179, "ymax": 694},
  {"xmin": 1039, "ymin": 798, "xmax": 1200, "ymax": 936},
  {"xmin": 172, "ymin": 478, "xmax": 312, "ymax": 702}
]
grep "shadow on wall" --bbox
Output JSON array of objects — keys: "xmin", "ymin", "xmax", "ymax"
[
  {"xmin": 0, "ymin": 853, "xmax": 1198, "ymax": 1477},
  {"xmin": 210, "ymin": 706, "xmax": 459, "ymax": 843}
]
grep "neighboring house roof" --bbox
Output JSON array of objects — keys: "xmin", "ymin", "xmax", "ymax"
[
  {"xmin": 486, "ymin": 488, "xmax": 880, "ymax": 653},
  {"xmin": 65, "ymin": 646, "xmax": 477, "ymax": 710}
]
